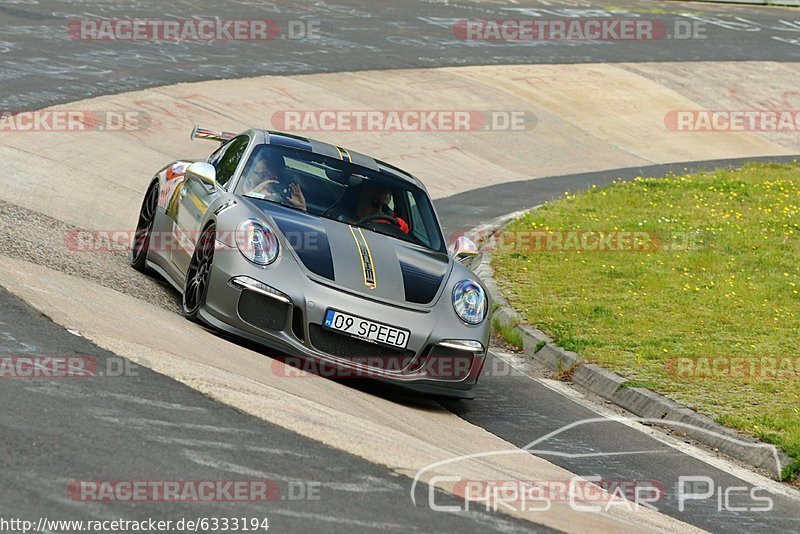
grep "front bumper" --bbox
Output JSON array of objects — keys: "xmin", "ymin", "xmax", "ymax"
[{"xmin": 199, "ymin": 244, "xmax": 489, "ymax": 398}]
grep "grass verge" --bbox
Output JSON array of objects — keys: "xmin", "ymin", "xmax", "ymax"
[
  {"xmin": 491, "ymin": 162, "xmax": 800, "ymax": 480},
  {"xmin": 491, "ymin": 314, "xmax": 524, "ymax": 350}
]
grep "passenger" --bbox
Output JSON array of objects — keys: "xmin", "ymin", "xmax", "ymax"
[{"xmin": 242, "ymin": 150, "xmax": 306, "ymax": 211}]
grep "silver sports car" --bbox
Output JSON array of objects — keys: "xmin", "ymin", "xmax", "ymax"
[{"xmin": 131, "ymin": 126, "xmax": 490, "ymax": 398}]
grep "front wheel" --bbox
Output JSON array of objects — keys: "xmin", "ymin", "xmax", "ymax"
[
  {"xmin": 182, "ymin": 223, "xmax": 216, "ymax": 322},
  {"xmin": 131, "ymin": 180, "xmax": 159, "ymax": 272}
]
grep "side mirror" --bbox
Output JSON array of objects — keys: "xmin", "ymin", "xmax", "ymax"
[
  {"xmin": 450, "ymin": 236, "xmax": 478, "ymax": 260},
  {"xmin": 186, "ymin": 162, "xmax": 217, "ymax": 191}
]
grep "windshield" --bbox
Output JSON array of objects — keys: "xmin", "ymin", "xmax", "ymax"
[{"xmin": 236, "ymin": 144, "xmax": 446, "ymax": 253}]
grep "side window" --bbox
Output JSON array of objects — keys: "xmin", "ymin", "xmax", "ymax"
[
  {"xmin": 405, "ymin": 191, "xmax": 426, "ymax": 242},
  {"xmin": 206, "ymin": 139, "xmax": 230, "ymax": 172},
  {"xmin": 209, "ymin": 136, "xmax": 249, "ymax": 189}
]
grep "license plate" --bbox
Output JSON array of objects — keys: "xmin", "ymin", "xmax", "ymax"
[{"xmin": 323, "ymin": 309, "xmax": 410, "ymax": 349}]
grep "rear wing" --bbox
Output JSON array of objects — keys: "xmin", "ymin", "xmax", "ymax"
[{"xmin": 190, "ymin": 125, "xmax": 237, "ymax": 143}]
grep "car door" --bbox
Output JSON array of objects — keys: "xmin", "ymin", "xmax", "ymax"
[{"xmin": 172, "ymin": 134, "xmax": 250, "ymax": 275}]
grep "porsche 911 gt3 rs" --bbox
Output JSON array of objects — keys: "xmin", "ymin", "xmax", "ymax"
[{"xmin": 131, "ymin": 126, "xmax": 490, "ymax": 398}]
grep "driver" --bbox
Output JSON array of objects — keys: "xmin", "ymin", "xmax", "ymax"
[
  {"xmin": 241, "ymin": 150, "xmax": 306, "ymax": 211},
  {"xmin": 343, "ymin": 183, "xmax": 409, "ymax": 234}
]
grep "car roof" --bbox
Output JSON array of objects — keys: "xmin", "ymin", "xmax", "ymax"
[{"xmin": 247, "ymin": 129, "xmax": 425, "ymax": 190}]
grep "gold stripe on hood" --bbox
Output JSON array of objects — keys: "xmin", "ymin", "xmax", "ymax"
[{"xmin": 349, "ymin": 226, "xmax": 377, "ymax": 289}]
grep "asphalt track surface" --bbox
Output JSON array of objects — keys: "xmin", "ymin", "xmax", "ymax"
[
  {"xmin": 2, "ymin": 0, "xmax": 800, "ymax": 531},
  {"xmin": 442, "ymin": 353, "xmax": 800, "ymax": 532},
  {"xmin": 1, "ymin": 0, "xmax": 800, "ymax": 109},
  {"xmin": 0, "ymin": 286, "xmax": 547, "ymax": 533}
]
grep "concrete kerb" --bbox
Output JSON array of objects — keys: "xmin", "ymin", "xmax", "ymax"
[{"xmin": 470, "ymin": 207, "xmax": 793, "ymax": 480}]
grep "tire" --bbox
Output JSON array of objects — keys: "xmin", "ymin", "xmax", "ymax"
[
  {"xmin": 131, "ymin": 180, "xmax": 159, "ymax": 272},
  {"xmin": 182, "ymin": 223, "xmax": 216, "ymax": 322}
]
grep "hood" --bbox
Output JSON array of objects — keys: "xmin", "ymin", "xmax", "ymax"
[{"xmin": 254, "ymin": 201, "xmax": 451, "ymax": 306}]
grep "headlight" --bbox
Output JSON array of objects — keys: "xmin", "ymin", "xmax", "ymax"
[
  {"xmin": 235, "ymin": 219, "xmax": 279, "ymax": 265},
  {"xmin": 452, "ymin": 280, "xmax": 487, "ymax": 325}
]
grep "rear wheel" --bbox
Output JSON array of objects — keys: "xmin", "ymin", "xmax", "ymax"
[
  {"xmin": 182, "ymin": 223, "xmax": 216, "ymax": 322},
  {"xmin": 131, "ymin": 181, "xmax": 159, "ymax": 272}
]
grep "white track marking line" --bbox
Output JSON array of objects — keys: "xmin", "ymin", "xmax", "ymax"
[{"xmin": 490, "ymin": 350, "xmax": 800, "ymax": 502}]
